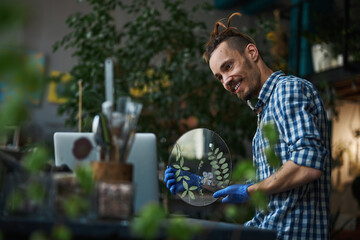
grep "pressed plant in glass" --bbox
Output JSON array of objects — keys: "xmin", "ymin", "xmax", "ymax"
[{"xmin": 168, "ymin": 128, "xmax": 232, "ymax": 206}]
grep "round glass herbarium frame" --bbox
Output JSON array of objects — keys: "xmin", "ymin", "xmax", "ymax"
[{"xmin": 168, "ymin": 128, "xmax": 232, "ymax": 206}]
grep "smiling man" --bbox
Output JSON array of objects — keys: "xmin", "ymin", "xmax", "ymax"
[{"xmin": 203, "ymin": 13, "xmax": 331, "ymax": 240}]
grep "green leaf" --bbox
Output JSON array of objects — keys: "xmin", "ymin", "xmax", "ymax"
[
  {"xmin": 224, "ymin": 179, "xmax": 230, "ymax": 185},
  {"xmin": 131, "ymin": 203, "xmax": 166, "ymax": 239},
  {"xmin": 180, "ymin": 157, "xmax": 184, "ymax": 167},
  {"xmin": 27, "ymin": 181, "xmax": 45, "ymax": 204},
  {"xmin": 23, "ymin": 146, "xmax": 49, "ymax": 173},
  {"xmin": 214, "ymin": 170, "xmax": 221, "ymax": 175},
  {"xmin": 189, "ymin": 186, "xmax": 197, "ymax": 191},
  {"xmin": 216, "ymin": 176, "xmax": 222, "ymax": 180},
  {"xmin": 221, "ymin": 163, "xmax": 228, "ymax": 169},
  {"xmin": 173, "ymin": 164, "xmax": 181, "ymax": 169},
  {"xmin": 265, "ymin": 148, "xmax": 281, "ymax": 168},
  {"xmin": 250, "ymin": 190, "xmax": 268, "ymax": 211},
  {"xmin": 30, "ymin": 231, "xmax": 47, "ymax": 240},
  {"xmin": 214, "ymin": 148, "xmax": 219, "ymax": 154},
  {"xmin": 208, "ymin": 155, "xmax": 215, "ymax": 160},
  {"xmin": 223, "ymin": 173, "xmax": 229, "ymax": 179},
  {"xmin": 222, "ymin": 168, "xmax": 229, "ymax": 174},
  {"xmin": 212, "ymin": 164, "xmax": 219, "ymax": 169},
  {"xmin": 218, "ymin": 181, "xmax": 223, "ymax": 186},
  {"xmin": 216, "ymin": 152, "xmax": 223, "ymax": 159},
  {"xmin": 176, "ymin": 176, "xmax": 182, "ymax": 182},
  {"xmin": 182, "ymin": 166, "xmax": 190, "ymax": 171},
  {"xmin": 167, "ymin": 215, "xmax": 202, "ymax": 240},
  {"xmin": 219, "ymin": 158, "xmax": 226, "ymax": 164},
  {"xmin": 183, "ymin": 175, "xmax": 190, "ymax": 181},
  {"xmin": 188, "ymin": 191, "xmax": 195, "ymax": 199},
  {"xmin": 75, "ymin": 165, "xmax": 94, "ymax": 193},
  {"xmin": 181, "ymin": 191, "xmax": 187, "ymax": 198},
  {"xmin": 63, "ymin": 195, "xmax": 90, "ymax": 219},
  {"xmin": 224, "ymin": 205, "xmax": 239, "ymax": 220},
  {"xmin": 175, "ymin": 169, "xmax": 181, "ymax": 177},
  {"xmin": 210, "ymin": 161, "xmax": 217, "ymax": 166},
  {"xmin": 232, "ymin": 160, "xmax": 256, "ymax": 182},
  {"xmin": 262, "ymin": 122, "xmax": 278, "ymax": 145},
  {"xmin": 51, "ymin": 225, "xmax": 72, "ymax": 240},
  {"xmin": 6, "ymin": 189, "xmax": 24, "ymax": 212},
  {"xmin": 183, "ymin": 180, "xmax": 188, "ymax": 190}
]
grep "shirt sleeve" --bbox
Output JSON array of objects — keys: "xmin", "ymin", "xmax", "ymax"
[{"xmin": 272, "ymin": 79, "xmax": 328, "ymax": 171}]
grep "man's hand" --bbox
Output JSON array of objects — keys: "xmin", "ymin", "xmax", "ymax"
[
  {"xmin": 164, "ymin": 166, "xmax": 203, "ymax": 195},
  {"xmin": 213, "ymin": 184, "xmax": 253, "ymax": 203}
]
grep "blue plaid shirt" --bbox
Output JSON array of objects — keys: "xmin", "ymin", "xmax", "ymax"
[{"xmin": 244, "ymin": 71, "xmax": 331, "ymax": 240}]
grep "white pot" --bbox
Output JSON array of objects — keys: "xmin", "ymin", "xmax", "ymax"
[{"xmin": 311, "ymin": 43, "xmax": 334, "ymax": 72}]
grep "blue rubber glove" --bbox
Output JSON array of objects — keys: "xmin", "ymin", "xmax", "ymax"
[
  {"xmin": 164, "ymin": 166, "xmax": 203, "ymax": 195},
  {"xmin": 213, "ymin": 184, "xmax": 253, "ymax": 203}
]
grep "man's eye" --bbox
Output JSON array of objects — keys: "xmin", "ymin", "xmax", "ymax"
[{"xmin": 225, "ymin": 63, "xmax": 232, "ymax": 70}]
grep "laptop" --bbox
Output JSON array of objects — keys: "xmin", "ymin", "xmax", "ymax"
[
  {"xmin": 53, "ymin": 132, "xmax": 99, "ymax": 169},
  {"xmin": 53, "ymin": 132, "xmax": 159, "ymax": 214}
]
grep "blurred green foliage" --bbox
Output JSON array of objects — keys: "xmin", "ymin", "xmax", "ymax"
[
  {"xmin": 29, "ymin": 231, "xmax": 48, "ymax": 240},
  {"xmin": 167, "ymin": 217, "xmax": 202, "ymax": 240},
  {"xmin": 6, "ymin": 188, "xmax": 23, "ymax": 212},
  {"xmin": 53, "ymin": 0, "xmax": 257, "ymax": 164},
  {"xmin": 23, "ymin": 147, "xmax": 50, "ymax": 173},
  {"xmin": 231, "ymin": 160, "xmax": 256, "ymax": 183},
  {"xmin": 51, "ymin": 225, "xmax": 72, "ymax": 240},
  {"xmin": 54, "ymin": 165, "xmax": 94, "ymax": 220},
  {"xmin": 27, "ymin": 181, "xmax": 46, "ymax": 204},
  {"xmin": 131, "ymin": 202, "xmax": 202, "ymax": 240},
  {"xmin": 0, "ymin": 0, "xmax": 46, "ymax": 137},
  {"xmin": 0, "ymin": 1, "xmax": 26, "ymax": 32},
  {"xmin": 262, "ymin": 123, "xmax": 278, "ymax": 145},
  {"xmin": 74, "ymin": 164, "xmax": 94, "ymax": 194},
  {"xmin": 262, "ymin": 122, "xmax": 281, "ymax": 168},
  {"xmin": 224, "ymin": 204, "xmax": 252, "ymax": 223},
  {"xmin": 131, "ymin": 203, "xmax": 166, "ymax": 239},
  {"xmin": 5, "ymin": 147, "xmax": 50, "ymax": 214},
  {"xmin": 28, "ymin": 225, "xmax": 72, "ymax": 240},
  {"xmin": 62, "ymin": 194, "xmax": 90, "ymax": 219}
]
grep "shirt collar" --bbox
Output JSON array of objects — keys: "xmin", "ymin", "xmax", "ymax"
[{"xmin": 254, "ymin": 71, "xmax": 284, "ymax": 111}]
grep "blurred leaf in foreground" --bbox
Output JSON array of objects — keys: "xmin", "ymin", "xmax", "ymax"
[
  {"xmin": 262, "ymin": 122, "xmax": 281, "ymax": 168},
  {"xmin": 232, "ymin": 160, "xmax": 256, "ymax": 183},
  {"xmin": 23, "ymin": 146, "xmax": 49, "ymax": 173},
  {"xmin": 52, "ymin": 225, "xmax": 72, "ymax": 240},
  {"xmin": 74, "ymin": 164, "xmax": 94, "ymax": 194},
  {"xmin": 131, "ymin": 203, "xmax": 166, "ymax": 240},
  {"xmin": 167, "ymin": 216, "xmax": 202, "ymax": 240},
  {"xmin": 29, "ymin": 230, "xmax": 48, "ymax": 240}
]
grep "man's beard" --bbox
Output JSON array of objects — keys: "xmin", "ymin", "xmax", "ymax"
[{"xmin": 236, "ymin": 58, "xmax": 261, "ymax": 102}]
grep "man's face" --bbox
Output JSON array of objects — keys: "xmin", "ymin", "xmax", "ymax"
[{"xmin": 209, "ymin": 41, "xmax": 261, "ymax": 101}]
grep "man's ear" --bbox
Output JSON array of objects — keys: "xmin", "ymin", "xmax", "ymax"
[{"xmin": 246, "ymin": 43, "xmax": 259, "ymax": 62}]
